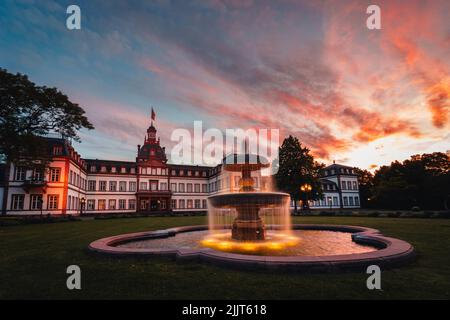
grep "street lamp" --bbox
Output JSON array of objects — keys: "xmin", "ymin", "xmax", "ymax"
[
  {"xmin": 80, "ymin": 197, "xmax": 86, "ymax": 216},
  {"xmin": 39, "ymin": 198, "xmax": 44, "ymax": 218},
  {"xmin": 300, "ymin": 183, "xmax": 312, "ymax": 210}
]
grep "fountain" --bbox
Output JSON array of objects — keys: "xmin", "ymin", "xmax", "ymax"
[
  {"xmin": 201, "ymin": 153, "xmax": 299, "ymax": 253},
  {"xmin": 89, "ymin": 152, "xmax": 416, "ymax": 272}
]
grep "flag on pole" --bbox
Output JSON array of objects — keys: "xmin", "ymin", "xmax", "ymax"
[{"xmin": 151, "ymin": 107, "xmax": 156, "ymax": 121}]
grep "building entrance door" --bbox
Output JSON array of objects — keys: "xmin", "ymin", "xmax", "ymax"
[{"xmin": 150, "ymin": 200, "xmax": 158, "ymax": 211}]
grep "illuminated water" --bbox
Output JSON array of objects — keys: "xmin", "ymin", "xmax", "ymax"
[{"xmin": 117, "ymin": 230, "xmax": 378, "ymax": 256}]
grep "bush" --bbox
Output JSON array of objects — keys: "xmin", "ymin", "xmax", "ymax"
[
  {"xmin": 368, "ymin": 212, "xmax": 379, "ymax": 217},
  {"xmin": 411, "ymin": 206, "xmax": 421, "ymax": 212},
  {"xmin": 389, "ymin": 212, "xmax": 401, "ymax": 218}
]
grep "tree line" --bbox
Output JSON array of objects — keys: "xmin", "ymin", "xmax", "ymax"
[{"xmin": 275, "ymin": 135, "xmax": 450, "ymax": 211}]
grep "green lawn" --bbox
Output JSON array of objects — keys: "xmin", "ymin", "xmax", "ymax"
[{"xmin": 0, "ymin": 216, "xmax": 449, "ymax": 299}]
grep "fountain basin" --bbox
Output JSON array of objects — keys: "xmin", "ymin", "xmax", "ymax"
[{"xmin": 88, "ymin": 224, "xmax": 415, "ymax": 273}]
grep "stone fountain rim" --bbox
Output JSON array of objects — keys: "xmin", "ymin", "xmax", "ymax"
[{"xmin": 88, "ymin": 224, "xmax": 415, "ymax": 273}]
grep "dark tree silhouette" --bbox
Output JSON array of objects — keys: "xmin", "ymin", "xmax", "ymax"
[
  {"xmin": 0, "ymin": 68, "xmax": 93, "ymax": 167},
  {"xmin": 274, "ymin": 136, "xmax": 323, "ymax": 212}
]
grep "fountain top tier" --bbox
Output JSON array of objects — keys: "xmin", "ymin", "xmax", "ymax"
[{"xmin": 222, "ymin": 153, "xmax": 270, "ymax": 192}]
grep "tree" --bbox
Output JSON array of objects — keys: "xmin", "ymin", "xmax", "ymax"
[
  {"xmin": 353, "ymin": 168, "xmax": 374, "ymax": 208},
  {"xmin": 0, "ymin": 68, "xmax": 94, "ymax": 214},
  {"xmin": 0, "ymin": 68, "xmax": 94, "ymax": 166},
  {"xmin": 370, "ymin": 152, "xmax": 450, "ymax": 210},
  {"xmin": 274, "ymin": 135, "xmax": 323, "ymax": 212}
]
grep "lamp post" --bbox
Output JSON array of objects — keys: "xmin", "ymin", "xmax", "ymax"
[
  {"xmin": 39, "ymin": 197, "xmax": 43, "ymax": 218},
  {"xmin": 300, "ymin": 183, "xmax": 312, "ymax": 210},
  {"xmin": 80, "ymin": 197, "xmax": 86, "ymax": 216}
]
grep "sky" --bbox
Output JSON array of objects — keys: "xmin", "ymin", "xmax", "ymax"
[{"xmin": 0, "ymin": 0, "xmax": 449, "ymax": 170}]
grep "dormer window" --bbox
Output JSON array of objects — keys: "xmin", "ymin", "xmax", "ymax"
[
  {"xmin": 180, "ymin": 170, "xmax": 184, "ymax": 176},
  {"xmin": 101, "ymin": 166, "xmax": 107, "ymax": 173},
  {"xmin": 111, "ymin": 167, "xmax": 116, "ymax": 173},
  {"xmin": 90, "ymin": 166, "xmax": 96, "ymax": 172},
  {"xmin": 121, "ymin": 167, "xmax": 126, "ymax": 173},
  {"xmin": 130, "ymin": 168, "xmax": 135, "ymax": 174},
  {"xmin": 53, "ymin": 146, "xmax": 63, "ymax": 155},
  {"xmin": 187, "ymin": 170, "xmax": 192, "ymax": 176},
  {"xmin": 195, "ymin": 171, "xmax": 199, "ymax": 176}
]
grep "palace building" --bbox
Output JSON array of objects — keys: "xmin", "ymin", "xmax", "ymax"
[{"xmin": 0, "ymin": 118, "xmax": 360, "ymax": 215}]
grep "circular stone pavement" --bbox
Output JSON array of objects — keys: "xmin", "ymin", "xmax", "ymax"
[{"xmin": 88, "ymin": 224, "xmax": 415, "ymax": 273}]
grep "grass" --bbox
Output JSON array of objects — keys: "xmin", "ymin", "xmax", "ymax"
[{"xmin": 0, "ymin": 216, "xmax": 449, "ymax": 299}]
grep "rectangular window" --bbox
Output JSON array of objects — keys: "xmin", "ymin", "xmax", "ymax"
[
  {"xmin": 11, "ymin": 194, "xmax": 25, "ymax": 210},
  {"xmin": 119, "ymin": 181, "xmax": 127, "ymax": 192},
  {"xmin": 343, "ymin": 196, "xmax": 349, "ymax": 206},
  {"xmin": 187, "ymin": 199, "xmax": 193, "ymax": 209},
  {"xmin": 171, "ymin": 183, "xmax": 177, "ymax": 192},
  {"xmin": 160, "ymin": 200, "xmax": 166, "ymax": 209},
  {"xmin": 171, "ymin": 199, "xmax": 177, "ymax": 209},
  {"xmin": 99, "ymin": 181, "xmax": 107, "ymax": 191},
  {"xmin": 179, "ymin": 199, "xmax": 185, "ymax": 209},
  {"xmin": 30, "ymin": 194, "xmax": 43, "ymax": 210},
  {"xmin": 109, "ymin": 181, "xmax": 117, "ymax": 192},
  {"xmin": 32, "ymin": 169, "xmax": 43, "ymax": 181},
  {"xmin": 179, "ymin": 183, "xmax": 185, "ymax": 192},
  {"xmin": 333, "ymin": 197, "xmax": 338, "ymax": 206},
  {"xmin": 129, "ymin": 181, "xmax": 136, "ymax": 192},
  {"xmin": 347, "ymin": 181, "xmax": 352, "ymax": 190},
  {"xmin": 47, "ymin": 195, "xmax": 58, "ymax": 209},
  {"xmin": 49, "ymin": 168, "xmax": 61, "ymax": 182},
  {"xmin": 15, "ymin": 167, "xmax": 26, "ymax": 181},
  {"xmin": 327, "ymin": 197, "xmax": 332, "ymax": 206},
  {"xmin": 349, "ymin": 197, "xmax": 354, "ymax": 206},
  {"xmin": 98, "ymin": 199, "xmax": 106, "ymax": 210},
  {"xmin": 53, "ymin": 146, "xmax": 63, "ymax": 155},
  {"xmin": 109, "ymin": 199, "xmax": 116, "ymax": 210},
  {"xmin": 352, "ymin": 181, "xmax": 358, "ymax": 190},
  {"xmin": 187, "ymin": 184, "xmax": 193, "ymax": 193},
  {"xmin": 355, "ymin": 196, "xmax": 360, "ymax": 206},
  {"xmin": 202, "ymin": 184, "xmax": 207, "ymax": 193},
  {"xmin": 128, "ymin": 199, "xmax": 136, "ymax": 210},
  {"xmin": 151, "ymin": 168, "xmax": 157, "ymax": 175},
  {"xmin": 194, "ymin": 184, "xmax": 200, "ymax": 193},
  {"xmin": 202, "ymin": 199, "xmax": 207, "ymax": 209},
  {"xmin": 160, "ymin": 182, "xmax": 167, "ymax": 191},
  {"xmin": 195, "ymin": 199, "xmax": 201, "ymax": 209},
  {"xmin": 140, "ymin": 182, "xmax": 147, "ymax": 190},
  {"xmin": 87, "ymin": 199, "xmax": 95, "ymax": 211},
  {"xmin": 341, "ymin": 181, "xmax": 346, "ymax": 190},
  {"xmin": 88, "ymin": 180, "xmax": 96, "ymax": 191},
  {"xmin": 150, "ymin": 180, "xmax": 158, "ymax": 191},
  {"xmin": 119, "ymin": 199, "xmax": 126, "ymax": 210}
]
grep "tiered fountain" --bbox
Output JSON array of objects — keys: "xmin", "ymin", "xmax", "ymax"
[
  {"xmin": 201, "ymin": 153, "xmax": 299, "ymax": 253},
  {"xmin": 89, "ymin": 152, "xmax": 415, "ymax": 272}
]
